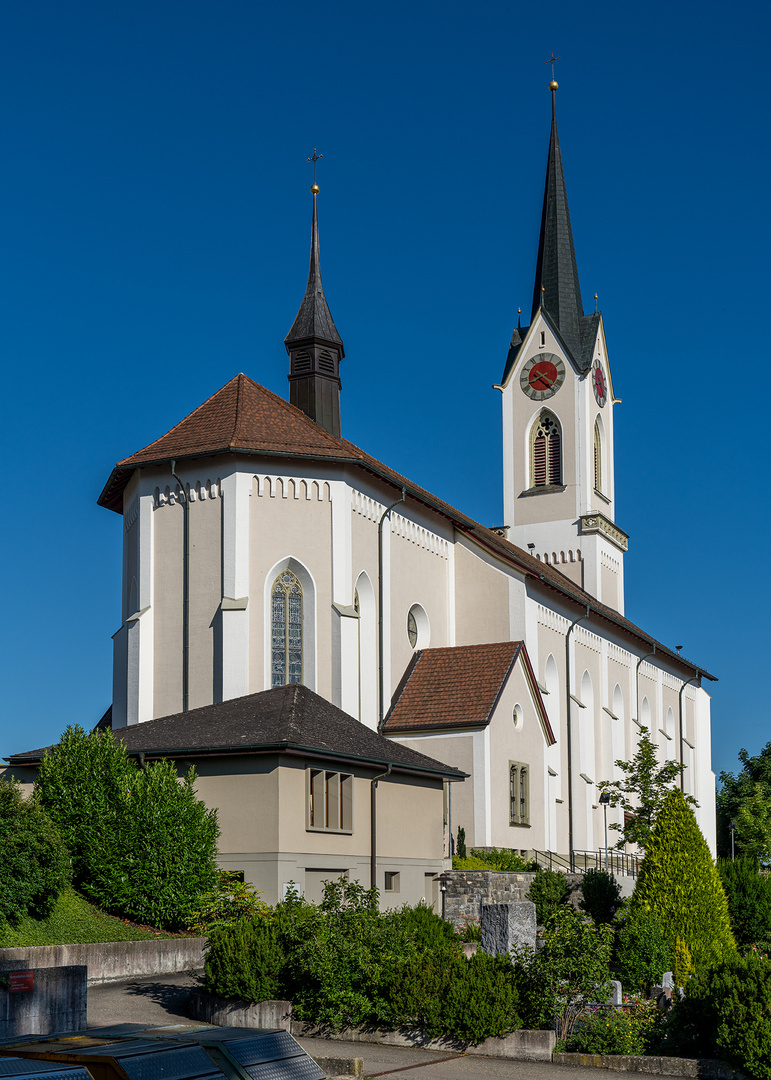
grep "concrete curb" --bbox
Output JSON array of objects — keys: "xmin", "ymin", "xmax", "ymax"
[
  {"xmin": 553, "ymin": 1053, "xmax": 746, "ymax": 1078},
  {"xmin": 0, "ymin": 938, "xmax": 205, "ymax": 985},
  {"xmin": 292, "ymin": 1023, "xmax": 555, "ymax": 1062}
]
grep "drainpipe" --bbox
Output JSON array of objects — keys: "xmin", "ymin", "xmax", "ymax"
[
  {"xmin": 370, "ymin": 763, "xmax": 393, "ymax": 900},
  {"xmin": 377, "ymin": 488, "xmax": 406, "ymax": 732},
  {"xmin": 565, "ymin": 603, "xmax": 591, "ymax": 868},
  {"xmin": 678, "ymin": 672, "xmax": 701, "ymax": 792},
  {"xmin": 170, "ymin": 459, "xmax": 190, "ymax": 713}
]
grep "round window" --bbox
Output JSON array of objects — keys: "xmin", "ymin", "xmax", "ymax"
[
  {"xmin": 513, "ymin": 704, "xmax": 524, "ymax": 731},
  {"xmin": 406, "ymin": 604, "xmax": 430, "ymax": 650}
]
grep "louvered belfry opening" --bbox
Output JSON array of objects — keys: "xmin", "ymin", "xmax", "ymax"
[
  {"xmin": 594, "ymin": 419, "xmax": 602, "ymax": 492},
  {"xmin": 531, "ymin": 410, "xmax": 561, "ymax": 487}
]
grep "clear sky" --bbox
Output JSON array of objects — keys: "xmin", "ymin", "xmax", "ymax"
[{"xmin": 0, "ymin": 0, "xmax": 767, "ymax": 782}]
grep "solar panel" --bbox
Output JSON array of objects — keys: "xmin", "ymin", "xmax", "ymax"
[{"xmin": 0, "ymin": 1061, "xmax": 92, "ymax": 1079}]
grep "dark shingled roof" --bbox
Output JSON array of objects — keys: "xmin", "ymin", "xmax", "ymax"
[
  {"xmin": 530, "ymin": 91, "xmax": 585, "ymax": 363},
  {"xmin": 384, "ymin": 641, "xmax": 555, "ymax": 743},
  {"xmin": 284, "ymin": 193, "xmax": 343, "ymax": 350},
  {"xmin": 7, "ymin": 684, "xmax": 467, "ymax": 779}
]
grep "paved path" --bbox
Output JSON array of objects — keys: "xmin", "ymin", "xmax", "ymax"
[{"xmin": 87, "ymin": 974, "xmax": 599, "ymax": 1080}]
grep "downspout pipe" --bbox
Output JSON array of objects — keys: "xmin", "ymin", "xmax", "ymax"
[
  {"xmin": 678, "ymin": 673, "xmax": 701, "ymax": 792},
  {"xmin": 377, "ymin": 488, "xmax": 407, "ymax": 732},
  {"xmin": 370, "ymin": 763, "xmax": 393, "ymax": 900},
  {"xmin": 170, "ymin": 459, "xmax": 190, "ymax": 713},
  {"xmin": 565, "ymin": 603, "xmax": 591, "ymax": 868}
]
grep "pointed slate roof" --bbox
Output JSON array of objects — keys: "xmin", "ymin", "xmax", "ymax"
[
  {"xmin": 530, "ymin": 89, "xmax": 584, "ymax": 363},
  {"xmin": 383, "ymin": 641, "xmax": 555, "ymax": 743},
  {"xmin": 285, "ymin": 193, "xmax": 343, "ymax": 350},
  {"xmin": 7, "ymin": 684, "xmax": 467, "ymax": 780}
]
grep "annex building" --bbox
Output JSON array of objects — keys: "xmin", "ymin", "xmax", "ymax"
[{"xmin": 11, "ymin": 82, "xmax": 717, "ymax": 906}]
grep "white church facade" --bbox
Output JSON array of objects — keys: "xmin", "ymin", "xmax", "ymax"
[{"xmin": 96, "ymin": 82, "xmax": 717, "ymax": 868}]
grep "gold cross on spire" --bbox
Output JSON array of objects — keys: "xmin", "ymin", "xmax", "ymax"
[{"xmin": 307, "ymin": 148, "xmax": 322, "ymax": 193}]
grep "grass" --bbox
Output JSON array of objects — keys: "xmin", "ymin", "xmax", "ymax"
[{"xmin": 0, "ymin": 888, "xmax": 172, "ymax": 946}]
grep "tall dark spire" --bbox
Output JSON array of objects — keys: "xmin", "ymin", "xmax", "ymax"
[
  {"xmin": 530, "ymin": 80, "xmax": 584, "ymax": 361},
  {"xmin": 285, "ymin": 182, "xmax": 344, "ymax": 437}
]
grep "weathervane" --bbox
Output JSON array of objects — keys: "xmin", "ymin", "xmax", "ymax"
[
  {"xmin": 307, "ymin": 148, "xmax": 322, "ymax": 194},
  {"xmin": 545, "ymin": 52, "xmax": 560, "ymax": 80}
]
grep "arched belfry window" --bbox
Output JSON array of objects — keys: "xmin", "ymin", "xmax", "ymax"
[
  {"xmin": 531, "ymin": 410, "xmax": 562, "ymax": 487},
  {"xmin": 271, "ymin": 570, "xmax": 303, "ymax": 687},
  {"xmin": 594, "ymin": 418, "xmax": 603, "ymax": 493}
]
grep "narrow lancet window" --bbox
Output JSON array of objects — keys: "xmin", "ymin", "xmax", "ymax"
[
  {"xmin": 271, "ymin": 570, "xmax": 303, "ymax": 687},
  {"xmin": 594, "ymin": 419, "xmax": 603, "ymax": 493}
]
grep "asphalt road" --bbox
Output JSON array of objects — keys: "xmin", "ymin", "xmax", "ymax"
[{"xmin": 87, "ymin": 973, "xmax": 600, "ymax": 1080}]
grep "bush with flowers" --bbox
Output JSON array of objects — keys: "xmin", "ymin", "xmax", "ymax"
[{"xmin": 561, "ymin": 999, "xmax": 664, "ymax": 1056}]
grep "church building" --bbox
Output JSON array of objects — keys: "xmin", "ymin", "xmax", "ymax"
[{"xmin": 91, "ymin": 80, "xmax": 717, "ymax": 883}]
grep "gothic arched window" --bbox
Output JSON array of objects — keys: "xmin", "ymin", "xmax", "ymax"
[
  {"xmin": 530, "ymin": 410, "xmax": 562, "ymax": 487},
  {"xmin": 594, "ymin": 418, "xmax": 603, "ymax": 493},
  {"xmin": 271, "ymin": 570, "xmax": 303, "ymax": 688}
]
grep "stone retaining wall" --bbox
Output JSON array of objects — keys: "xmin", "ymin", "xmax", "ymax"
[
  {"xmin": 443, "ymin": 871, "xmax": 536, "ymax": 928},
  {"xmin": 553, "ymin": 1054, "xmax": 745, "ymax": 1078},
  {"xmin": 0, "ymin": 937, "xmax": 205, "ymax": 985}
]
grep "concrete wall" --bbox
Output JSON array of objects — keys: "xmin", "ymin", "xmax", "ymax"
[
  {"xmin": 0, "ymin": 965, "xmax": 86, "ymax": 1037},
  {"xmin": 0, "ymin": 938, "xmax": 204, "ymax": 986}
]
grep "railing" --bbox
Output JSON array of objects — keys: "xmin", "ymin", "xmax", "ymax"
[{"xmin": 531, "ymin": 848, "xmax": 642, "ymax": 878}]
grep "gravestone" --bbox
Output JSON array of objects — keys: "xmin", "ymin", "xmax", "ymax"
[
  {"xmin": 480, "ymin": 900, "xmax": 536, "ymax": 958},
  {"xmin": 662, "ymin": 971, "xmax": 674, "ymax": 990},
  {"xmin": 607, "ymin": 979, "xmax": 622, "ymax": 1006}
]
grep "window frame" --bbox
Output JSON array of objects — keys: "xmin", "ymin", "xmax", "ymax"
[
  {"xmin": 529, "ymin": 409, "xmax": 562, "ymax": 488},
  {"xmin": 271, "ymin": 569, "xmax": 303, "ymax": 688},
  {"xmin": 509, "ymin": 761, "xmax": 530, "ymax": 826},
  {"xmin": 306, "ymin": 767, "xmax": 354, "ymax": 834}
]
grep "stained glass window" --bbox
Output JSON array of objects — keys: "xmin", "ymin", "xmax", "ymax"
[{"xmin": 271, "ymin": 570, "xmax": 303, "ymax": 688}]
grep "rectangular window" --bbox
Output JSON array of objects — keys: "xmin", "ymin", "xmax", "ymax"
[
  {"xmin": 307, "ymin": 768, "xmax": 353, "ymax": 832},
  {"xmin": 384, "ymin": 871, "xmax": 400, "ymax": 892},
  {"xmin": 509, "ymin": 761, "xmax": 529, "ymax": 826}
]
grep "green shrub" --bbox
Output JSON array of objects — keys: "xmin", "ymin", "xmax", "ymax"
[
  {"xmin": 189, "ymin": 872, "xmax": 270, "ymax": 936},
  {"xmin": 0, "ymin": 779, "xmax": 70, "ymax": 924},
  {"xmin": 633, "ymin": 790, "xmax": 736, "ymax": 969},
  {"xmin": 580, "ymin": 869, "xmax": 621, "ymax": 924},
  {"xmin": 614, "ymin": 903, "xmax": 672, "ymax": 994},
  {"xmin": 456, "ymin": 827, "xmax": 467, "ymax": 860},
  {"xmin": 662, "ymin": 952, "xmax": 771, "ymax": 1077},
  {"xmin": 384, "ymin": 950, "xmax": 521, "ymax": 1043},
  {"xmin": 565, "ymin": 1001, "xmax": 663, "ymax": 1055},
  {"xmin": 387, "ymin": 901, "xmax": 461, "ymax": 953},
  {"xmin": 513, "ymin": 904, "xmax": 613, "ymax": 1042},
  {"xmin": 719, "ymin": 858, "xmax": 771, "ymax": 948},
  {"xmin": 36, "ymin": 726, "xmax": 219, "ymax": 929},
  {"xmin": 527, "ymin": 868, "xmax": 569, "ymax": 924},
  {"xmin": 205, "ymin": 917, "xmax": 285, "ymax": 1002},
  {"xmin": 452, "ymin": 848, "xmax": 535, "ymax": 872}
]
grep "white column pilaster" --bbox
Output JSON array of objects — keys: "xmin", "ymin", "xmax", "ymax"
[{"xmin": 221, "ymin": 470, "xmax": 251, "ymax": 700}]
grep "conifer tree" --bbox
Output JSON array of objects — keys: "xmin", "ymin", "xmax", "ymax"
[{"xmin": 632, "ymin": 789, "xmax": 735, "ymax": 970}]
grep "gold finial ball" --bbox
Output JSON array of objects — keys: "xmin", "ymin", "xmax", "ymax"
[
  {"xmin": 310, "ymin": 183, "xmax": 320, "ymax": 194},
  {"xmin": 549, "ymin": 79, "xmax": 558, "ymax": 91}
]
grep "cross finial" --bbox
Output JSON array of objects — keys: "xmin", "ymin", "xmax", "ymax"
[
  {"xmin": 545, "ymin": 52, "xmax": 560, "ymax": 80},
  {"xmin": 307, "ymin": 148, "xmax": 323, "ymax": 192}
]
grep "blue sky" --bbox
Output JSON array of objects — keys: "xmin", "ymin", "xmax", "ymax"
[{"xmin": 0, "ymin": 0, "xmax": 767, "ymax": 783}]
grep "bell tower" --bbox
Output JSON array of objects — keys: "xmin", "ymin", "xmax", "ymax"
[
  {"xmin": 285, "ymin": 160, "xmax": 345, "ymax": 437},
  {"xmin": 499, "ymin": 77, "xmax": 628, "ymax": 612}
]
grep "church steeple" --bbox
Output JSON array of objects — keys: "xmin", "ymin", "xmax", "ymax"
[
  {"xmin": 530, "ymin": 80, "xmax": 584, "ymax": 362},
  {"xmin": 285, "ymin": 176, "xmax": 344, "ymax": 437}
]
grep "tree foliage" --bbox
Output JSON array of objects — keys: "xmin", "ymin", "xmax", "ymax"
[
  {"xmin": 632, "ymin": 789, "xmax": 735, "ymax": 970},
  {"xmin": 614, "ymin": 902, "xmax": 672, "ymax": 994},
  {"xmin": 0, "ymin": 779, "xmax": 70, "ymax": 924},
  {"xmin": 527, "ymin": 868, "xmax": 569, "ymax": 924},
  {"xmin": 598, "ymin": 726, "xmax": 696, "ymax": 851},
  {"xmin": 35, "ymin": 725, "xmax": 219, "ymax": 929},
  {"xmin": 580, "ymin": 869, "xmax": 621, "ymax": 924},
  {"xmin": 719, "ymin": 858, "xmax": 771, "ymax": 949},
  {"xmin": 717, "ymin": 741, "xmax": 771, "ymax": 860}
]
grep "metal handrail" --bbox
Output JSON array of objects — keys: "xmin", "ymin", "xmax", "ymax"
[{"xmin": 530, "ymin": 848, "xmax": 643, "ymax": 878}]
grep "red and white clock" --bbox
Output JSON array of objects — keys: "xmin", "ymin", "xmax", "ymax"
[
  {"xmin": 520, "ymin": 352, "xmax": 566, "ymax": 400},
  {"xmin": 592, "ymin": 358, "xmax": 607, "ymax": 407}
]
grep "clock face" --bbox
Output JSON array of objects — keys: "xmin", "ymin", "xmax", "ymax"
[
  {"xmin": 592, "ymin": 358, "xmax": 607, "ymax": 407},
  {"xmin": 520, "ymin": 352, "xmax": 566, "ymax": 400}
]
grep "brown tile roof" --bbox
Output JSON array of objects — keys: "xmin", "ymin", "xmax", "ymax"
[
  {"xmin": 7, "ymin": 684, "xmax": 467, "ymax": 780},
  {"xmin": 97, "ymin": 373, "xmax": 716, "ymax": 682},
  {"xmin": 383, "ymin": 641, "xmax": 555, "ymax": 743}
]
